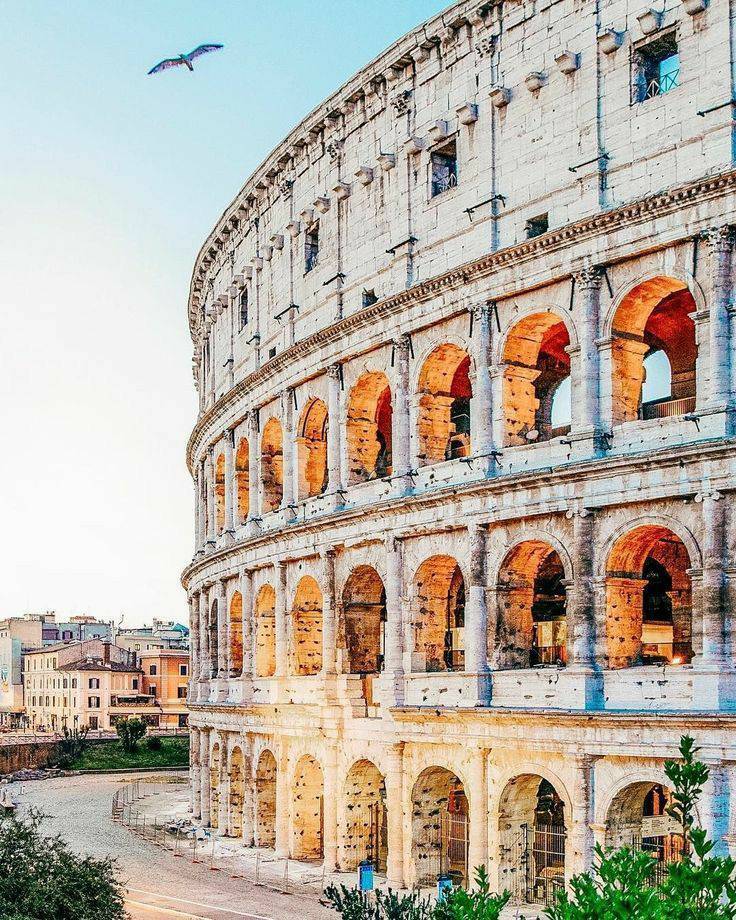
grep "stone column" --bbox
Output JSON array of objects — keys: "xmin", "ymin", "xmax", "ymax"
[
  {"xmin": 200, "ymin": 729, "xmax": 211, "ymax": 826},
  {"xmin": 223, "ymin": 430, "xmax": 235, "ymax": 539},
  {"xmin": 241, "ymin": 569, "xmax": 254, "ymax": 680},
  {"xmin": 592, "ymin": 576, "xmax": 608, "ymax": 671},
  {"xmin": 703, "ymin": 226, "xmax": 734, "ymax": 409},
  {"xmin": 469, "ymin": 304, "xmax": 496, "ymax": 474},
  {"xmin": 700, "ymin": 491, "xmax": 726, "ymax": 663},
  {"xmin": 188, "ymin": 594, "xmax": 199, "ymax": 703},
  {"xmin": 571, "ymin": 266, "xmax": 603, "ymax": 436},
  {"xmin": 190, "ymin": 727, "xmax": 201, "ymax": 818},
  {"xmin": 568, "ymin": 509, "xmax": 600, "ymax": 695},
  {"xmin": 465, "ymin": 524, "xmax": 489, "ymax": 675},
  {"xmin": 382, "ymin": 536, "xmax": 405, "ymax": 705},
  {"xmin": 275, "ymin": 745, "xmax": 290, "ymax": 858},
  {"xmin": 700, "ymin": 759, "xmax": 730, "ymax": 857},
  {"xmin": 391, "ymin": 335, "xmax": 412, "ymax": 494},
  {"xmin": 321, "ymin": 547, "xmax": 337, "ymax": 676},
  {"xmin": 198, "ymin": 590, "xmax": 210, "ymax": 682},
  {"xmin": 569, "ymin": 755, "xmax": 596, "ymax": 879},
  {"xmin": 193, "ymin": 466, "xmax": 202, "ymax": 554},
  {"xmin": 322, "ymin": 746, "xmax": 339, "ymax": 871},
  {"xmin": 281, "ymin": 388, "xmax": 297, "ymax": 517},
  {"xmin": 246, "ymin": 409, "xmax": 260, "ymax": 534},
  {"xmin": 385, "ymin": 743, "xmax": 405, "ymax": 888},
  {"xmin": 205, "ymin": 450, "xmax": 216, "ymax": 547},
  {"xmin": 489, "ymin": 364, "xmax": 505, "ymax": 450},
  {"xmin": 275, "ymin": 561, "xmax": 288, "ymax": 678},
  {"xmin": 217, "ymin": 580, "xmax": 228, "ymax": 680},
  {"xmin": 218, "ymin": 736, "xmax": 230, "ymax": 836},
  {"xmin": 467, "ymin": 748, "xmax": 488, "ymax": 880},
  {"xmin": 327, "ymin": 364, "xmax": 344, "ymax": 502}
]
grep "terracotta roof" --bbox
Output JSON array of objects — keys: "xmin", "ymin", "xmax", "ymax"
[{"xmin": 58, "ymin": 659, "xmax": 141, "ymax": 673}]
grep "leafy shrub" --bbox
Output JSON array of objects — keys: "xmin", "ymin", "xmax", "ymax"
[
  {"xmin": 145, "ymin": 735, "xmax": 162, "ymax": 751},
  {"xmin": 115, "ymin": 717, "xmax": 147, "ymax": 753}
]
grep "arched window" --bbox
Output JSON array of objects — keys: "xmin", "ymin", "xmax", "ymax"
[
  {"xmin": 297, "ymin": 399, "xmax": 328, "ymax": 499},
  {"xmin": 261, "ymin": 418, "xmax": 283, "ymax": 513},
  {"xmin": 417, "ymin": 345, "xmax": 472, "ymax": 466},
  {"xmin": 214, "ymin": 453, "xmax": 226, "ymax": 534},
  {"xmin": 346, "ymin": 373, "xmax": 393, "ymax": 484},
  {"xmin": 641, "ymin": 349, "xmax": 672, "ymax": 405}
]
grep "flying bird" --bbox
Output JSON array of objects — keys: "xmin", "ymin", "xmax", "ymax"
[{"xmin": 148, "ymin": 44, "xmax": 223, "ymax": 75}]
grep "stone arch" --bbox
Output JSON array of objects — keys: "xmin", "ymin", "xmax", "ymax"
[
  {"xmin": 494, "ymin": 539, "xmax": 569, "ymax": 669},
  {"xmin": 229, "ymin": 745, "xmax": 247, "ymax": 838},
  {"xmin": 291, "ymin": 755, "xmax": 324, "ymax": 861},
  {"xmin": 500, "ymin": 310, "xmax": 572, "ymax": 446},
  {"xmin": 291, "ymin": 575, "xmax": 323, "ymax": 676},
  {"xmin": 607, "ymin": 276, "xmax": 698, "ymax": 425},
  {"xmin": 229, "ymin": 591, "xmax": 243, "ymax": 677},
  {"xmin": 254, "ymin": 584, "xmax": 276, "ymax": 678},
  {"xmin": 235, "ymin": 437, "xmax": 249, "ymax": 523},
  {"xmin": 416, "ymin": 343, "xmax": 472, "ymax": 465},
  {"xmin": 255, "ymin": 749, "xmax": 277, "ymax": 848},
  {"xmin": 297, "ymin": 398, "xmax": 328, "ymax": 499},
  {"xmin": 497, "ymin": 772, "xmax": 568, "ymax": 907},
  {"xmin": 604, "ymin": 523, "xmax": 694, "ymax": 668},
  {"xmin": 208, "ymin": 599, "xmax": 219, "ymax": 677},
  {"xmin": 210, "ymin": 741, "xmax": 221, "ymax": 830},
  {"xmin": 341, "ymin": 566, "xmax": 386, "ymax": 675},
  {"xmin": 411, "ymin": 766, "xmax": 468, "ymax": 887},
  {"xmin": 215, "ymin": 452, "xmax": 226, "ymax": 533},
  {"xmin": 604, "ymin": 779, "xmax": 683, "ymax": 851},
  {"xmin": 261, "ymin": 417, "xmax": 283, "ymax": 513},
  {"xmin": 412, "ymin": 555, "xmax": 466, "ymax": 672},
  {"xmin": 340, "ymin": 759, "xmax": 387, "ymax": 872},
  {"xmin": 346, "ymin": 372, "xmax": 393, "ymax": 483}
]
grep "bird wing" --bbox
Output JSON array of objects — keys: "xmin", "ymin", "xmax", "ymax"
[
  {"xmin": 147, "ymin": 57, "xmax": 184, "ymax": 75},
  {"xmin": 186, "ymin": 43, "xmax": 223, "ymax": 61}
]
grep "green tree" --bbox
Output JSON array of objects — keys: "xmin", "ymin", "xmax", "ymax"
[
  {"xmin": 115, "ymin": 716, "xmax": 147, "ymax": 753},
  {"xmin": 54, "ymin": 724, "xmax": 90, "ymax": 768},
  {"xmin": 0, "ymin": 809, "xmax": 126, "ymax": 920}
]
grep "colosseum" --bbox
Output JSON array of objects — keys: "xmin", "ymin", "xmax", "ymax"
[{"xmin": 183, "ymin": 0, "xmax": 736, "ymax": 907}]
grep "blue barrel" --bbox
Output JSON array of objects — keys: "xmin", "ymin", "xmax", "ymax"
[
  {"xmin": 358, "ymin": 860, "xmax": 374, "ymax": 891},
  {"xmin": 437, "ymin": 874, "xmax": 454, "ymax": 900}
]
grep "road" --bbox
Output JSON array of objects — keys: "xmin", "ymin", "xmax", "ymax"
[{"xmin": 11, "ymin": 773, "xmax": 333, "ymax": 920}]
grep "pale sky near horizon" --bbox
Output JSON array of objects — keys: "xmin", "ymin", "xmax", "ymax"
[{"xmin": 0, "ymin": 0, "xmax": 448, "ymax": 627}]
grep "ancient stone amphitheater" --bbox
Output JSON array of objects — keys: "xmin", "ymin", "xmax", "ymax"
[{"xmin": 183, "ymin": 0, "xmax": 736, "ymax": 906}]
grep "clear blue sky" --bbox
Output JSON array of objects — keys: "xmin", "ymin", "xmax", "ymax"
[{"xmin": 0, "ymin": 1, "xmax": 448, "ymax": 627}]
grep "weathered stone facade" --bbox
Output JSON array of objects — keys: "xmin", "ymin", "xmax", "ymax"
[{"xmin": 183, "ymin": 0, "xmax": 736, "ymax": 904}]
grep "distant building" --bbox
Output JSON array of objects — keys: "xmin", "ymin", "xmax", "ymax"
[
  {"xmin": 140, "ymin": 649, "xmax": 189, "ymax": 729},
  {"xmin": 114, "ymin": 619, "xmax": 189, "ymax": 654},
  {"xmin": 41, "ymin": 613, "xmax": 113, "ymax": 646},
  {"xmin": 0, "ymin": 616, "xmax": 43, "ymax": 728}
]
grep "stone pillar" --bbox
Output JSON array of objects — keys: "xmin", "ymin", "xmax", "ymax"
[
  {"xmin": 189, "ymin": 594, "xmax": 199, "ymax": 703},
  {"xmin": 385, "ymin": 743, "xmax": 405, "ymax": 888},
  {"xmin": 247, "ymin": 409, "xmax": 261, "ymax": 534},
  {"xmin": 322, "ymin": 746, "xmax": 339, "ymax": 871},
  {"xmin": 382, "ymin": 536, "xmax": 405, "ymax": 705},
  {"xmin": 275, "ymin": 561, "xmax": 288, "ymax": 678},
  {"xmin": 200, "ymin": 729, "xmax": 211, "ymax": 826},
  {"xmin": 466, "ymin": 525, "xmax": 491, "ymax": 705},
  {"xmin": 327, "ymin": 364, "xmax": 344, "ymax": 502},
  {"xmin": 467, "ymin": 748, "xmax": 488, "ymax": 881},
  {"xmin": 223, "ymin": 430, "xmax": 235, "ymax": 539},
  {"xmin": 469, "ymin": 304, "xmax": 496, "ymax": 474},
  {"xmin": 194, "ymin": 466, "xmax": 203, "ymax": 554},
  {"xmin": 700, "ymin": 760, "xmax": 730, "ymax": 857},
  {"xmin": 218, "ymin": 735, "xmax": 230, "ymax": 836},
  {"xmin": 571, "ymin": 266, "xmax": 603, "ymax": 438},
  {"xmin": 205, "ymin": 450, "xmax": 216, "ymax": 547},
  {"xmin": 198, "ymin": 590, "xmax": 210, "ymax": 682},
  {"xmin": 702, "ymin": 226, "xmax": 734, "ymax": 409},
  {"xmin": 190, "ymin": 727, "xmax": 201, "ymax": 818},
  {"xmin": 321, "ymin": 548, "xmax": 337, "ymax": 676},
  {"xmin": 391, "ymin": 335, "xmax": 412, "ymax": 494},
  {"xmin": 217, "ymin": 580, "xmax": 228, "ymax": 679},
  {"xmin": 241, "ymin": 569, "xmax": 254, "ymax": 680},
  {"xmin": 489, "ymin": 365, "xmax": 505, "ymax": 450},
  {"xmin": 275, "ymin": 745, "xmax": 290, "ymax": 858},
  {"xmin": 569, "ymin": 755, "xmax": 596, "ymax": 879},
  {"xmin": 282, "ymin": 388, "xmax": 297, "ymax": 517},
  {"xmin": 700, "ymin": 491, "xmax": 726, "ymax": 663},
  {"xmin": 592, "ymin": 576, "xmax": 608, "ymax": 671}
]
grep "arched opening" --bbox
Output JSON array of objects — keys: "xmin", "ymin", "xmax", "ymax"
[
  {"xmin": 413, "ymin": 556, "xmax": 465, "ymax": 672},
  {"xmin": 417, "ymin": 345, "xmax": 472, "ymax": 465},
  {"xmin": 229, "ymin": 747, "xmax": 245, "ymax": 838},
  {"xmin": 499, "ymin": 775, "xmax": 566, "ymax": 907},
  {"xmin": 411, "ymin": 767, "xmax": 468, "ymax": 887},
  {"xmin": 297, "ymin": 398, "xmax": 329, "ymax": 499},
  {"xmin": 261, "ymin": 418, "xmax": 284, "ymax": 514},
  {"xmin": 291, "ymin": 755, "xmax": 324, "ymax": 861},
  {"xmin": 208, "ymin": 600, "xmax": 219, "ymax": 678},
  {"xmin": 605, "ymin": 525, "xmax": 692, "ymax": 668},
  {"xmin": 502, "ymin": 312, "xmax": 571, "ymax": 446},
  {"xmin": 340, "ymin": 760, "xmax": 388, "ymax": 872},
  {"xmin": 255, "ymin": 750, "xmax": 277, "ymax": 848},
  {"xmin": 605, "ymin": 781, "xmax": 685, "ymax": 880},
  {"xmin": 291, "ymin": 576, "xmax": 323, "ymax": 676},
  {"xmin": 236, "ymin": 437, "xmax": 249, "ymax": 524},
  {"xmin": 495, "ymin": 542, "xmax": 567, "ymax": 669},
  {"xmin": 610, "ymin": 278, "xmax": 697, "ymax": 424},
  {"xmin": 347, "ymin": 372, "xmax": 393, "ymax": 483},
  {"xmin": 215, "ymin": 453, "xmax": 226, "ymax": 534},
  {"xmin": 229, "ymin": 591, "xmax": 243, "ymax": 677},
  {"xmin": 209, "ymin": 743, "xmax": 221, "ymax": 830},
  {"xmin": 254, "ymin": 585, "xmax": 276, "ymax": 678},
  {"xmin": 342, "ymin": 566, "xmax": 386, "ymax": 675}
]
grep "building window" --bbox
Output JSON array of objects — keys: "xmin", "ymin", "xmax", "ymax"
[
  {"xmin": 149, "ymin": 664, "xmax": 157, "ymax": 676},
  {"xmin": 430, "ymin": 139, "xmax": 458, "ymax": 197},
  {"xmin": 362, "ymin": 289, "xmax": 378, "ymax": 308},
  {"xmin": 305, "ymin": 222, "xmax": 319, "ymax": 273},
  {"xmin": 525, "ymin": 214, "xmax": 549, "ymax": 239},
  {"xmin": 149, "ymin": 684, "xmax": 157, "ymax": 697},
  {"xmin": 179, "ymin": 664, "xmax": 188, "ymax": 676},
  {"xmin": 134, "ymin": 643, "xmax": 140, "ymax": 651},
  {"xmin": 636, "ymin": 34, "xmax": 680, "ymax": 102},
  {"xmin": 268, "ymin": 346, "xmax": 277, "ymax": 360},
  {"xmin": 62, "ymin": 679, "xmax": 68, "ymax": 689},
  {"xmin": 88, "ymin": 696, "xmax": 100, "ymax": 708},
  {"xmin": 71, "ymin": 678, "xmax": 77, "ymax": 689},
  {"xmin": 239, "ymin": 288, "xmax": 249, "ymax": 329},
  {"xmin": 177, "ymin": 686, "xmax": 187, "ymax": 699},
  {"xmin": 132, "ymin": 678, "xmax": 138, "ymax": 690},
  {"xmin": 88, "ymin": 678, "xmax": 100, "ymax": 689}
]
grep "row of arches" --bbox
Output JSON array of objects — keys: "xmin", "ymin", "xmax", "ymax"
[
  {"xmin": 204, "ymin": 745, "xmax": 684, "ymax": 906},
  {"xmin": 205, "ymin": 521, "xmax": 693, "ymax": 680},
  {"xmin": 208, "ymin": 275, "xmax": 699, "ymax": 533}
]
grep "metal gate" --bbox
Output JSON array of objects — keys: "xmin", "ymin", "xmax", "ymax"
[
  {"xmin": 631, "ymin": 833, "xmax": 685, "ymax": 886},
  {"xmin": 441, "ymin": 810, "xmax": 469, "ymax": 885},
  {"xmin": 365, "ymin": 802, "xmax": 388, "ymax": 872},
  {"xmin": 506, "ymin": 823, "xmax": 566, "ymax": 907}
]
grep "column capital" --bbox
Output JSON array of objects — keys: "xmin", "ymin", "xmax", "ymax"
[
  {"xmin": 472, "ymin": 301, "xmax": 492, "ymax": 323},
  {"xmin": 573, "ymin": 264, "xmax": 604, "ymax": 290},
  {"xmin": 702, "ymin": 225, "xmax": 736, "ymax": 252},
  {"xmin": 392, "ymin": 333, "xmax": 411, "ymax": 354},
  {"xmin": 327, "ymin": 362, "xmax": 342, "ymax": 380}
]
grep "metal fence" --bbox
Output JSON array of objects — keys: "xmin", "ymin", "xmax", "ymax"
[{"xmin": 504, "ymin": 823, "xmax": 566, "ymax": 907}]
